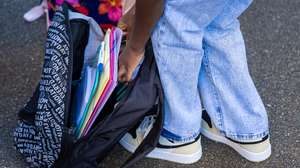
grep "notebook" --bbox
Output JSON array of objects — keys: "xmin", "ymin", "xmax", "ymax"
[{"xmin": 73, "ymin": 66, "xmax": 96, "ymax": 128}]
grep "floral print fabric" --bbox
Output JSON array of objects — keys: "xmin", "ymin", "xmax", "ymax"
[{"xmin": 48, "ymin": 0, "xmax": 122, "ymax": 29}]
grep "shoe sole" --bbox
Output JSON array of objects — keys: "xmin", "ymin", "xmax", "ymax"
[
  {"xmin": 201, "ymin": 128, "xmax": 271, "ymax": 162},
  {"xmin": 119, "ymin": 138, "xmax": 202, "ymax": 164}
]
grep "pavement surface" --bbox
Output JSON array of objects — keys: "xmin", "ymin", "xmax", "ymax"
[{"xmin": 0, "ymin": 0, "xmax": 299, "ymax": 168}]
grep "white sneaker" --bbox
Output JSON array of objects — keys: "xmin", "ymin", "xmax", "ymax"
[
  {"xmin": 119, "ymin": 116, "xmax": 202, "ymax": 164},
  {"xmin": 201, "ymin": 111, "xmax": 271, "ymax": 162}
]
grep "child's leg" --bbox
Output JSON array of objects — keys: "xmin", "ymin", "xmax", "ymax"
[
  {"xmin": 199, "ymin": 0, "xmax": 269, "ymax": 142},
  {"xmin": 151, "ymin": 0, "xmax": 229, "ymax": 142}
]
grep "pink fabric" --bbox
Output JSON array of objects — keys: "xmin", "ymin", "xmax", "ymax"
[
  {"xmin": 55, "ymin": 0, "xmax": 78, "ymax": 6},
  {"xmin": 108, "ymin": 7, "xmax": 122, "ymax": 22},
  {"xmin": 23, "ymin": 0, "xmax": 48, "ymax": 22}
]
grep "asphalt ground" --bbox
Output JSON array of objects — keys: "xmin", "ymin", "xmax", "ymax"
[{"xmin": 0, "ymin": 0, "xmax": 299, "ymax": 167}]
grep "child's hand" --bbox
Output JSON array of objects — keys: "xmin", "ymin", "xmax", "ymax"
[
  {"xmin": 118, "ymin": 0, "xmax": 163, "ymax": 83},
  {"xmin": 118, "ymin": 5, "xmax": 135, "ymax": 40},
  {"xmin": 118, "ymin": 6, "xmax": 141, "ymax": 83},
  {"xmin": 118, "ymin": 45, "xmax": 144, "ymax": 83}
]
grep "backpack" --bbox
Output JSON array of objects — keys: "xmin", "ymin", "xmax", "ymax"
[{"xmin": 14, "ymin": 4, "xmax": 164, "ymax": 168}]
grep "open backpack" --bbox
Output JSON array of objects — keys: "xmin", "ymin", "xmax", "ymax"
[{"xmin": 14, "ymin": 4, "xmax": 164, "ymax": 168}]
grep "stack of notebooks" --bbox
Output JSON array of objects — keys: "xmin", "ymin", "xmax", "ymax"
[{"xmin": 73, "ymin": 28, "xmax": 123, "ymax": 138}]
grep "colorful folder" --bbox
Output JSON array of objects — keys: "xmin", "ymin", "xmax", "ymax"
[
  {"xmin": 74, "ymin": 41, "xmax": 104, "ymax": 137},
  {"xmin": 83, "ymin": 28, "xmax": 122, "ymax": 135},
  {"xmin": 74, "ymin": 28, "xmax": 122, "ymax": 138}
]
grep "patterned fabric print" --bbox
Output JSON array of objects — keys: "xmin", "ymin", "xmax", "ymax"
[
  {"xmin": 98, "ymin": 0, "xmax": 122, "ymax": 22},
  {"xmin": 48, "ymin": 0, "xmax": 122, "ymax": 29},
  {"xmin": 14, "ymin": 7, "xmax": 70, "ymax": 167}
]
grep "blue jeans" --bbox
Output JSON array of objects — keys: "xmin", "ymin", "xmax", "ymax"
[{"xmin": 151, "ymin": 0, "xmax": 269, "ymax": 143}]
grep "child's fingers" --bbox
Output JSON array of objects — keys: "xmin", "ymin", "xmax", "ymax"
[
  {"xmin": 118, "ymin": 66, "xmax": 131, "ymax": 82},
  {"xmin": 118, "ymin": 66, "xmax": 126, "ymax": 82}
]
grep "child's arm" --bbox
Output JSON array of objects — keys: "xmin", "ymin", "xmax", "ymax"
[{"xmin": 118, "ymin": 0, "xmax": 164, "ymax": 82}]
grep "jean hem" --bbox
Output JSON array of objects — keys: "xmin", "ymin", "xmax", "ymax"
[
  {"xmin": 223, "ymin": 130, "xmax": 269, "ymax": 143},
  {"xmin": 161, "ymin": 128, "xmax": 201, "ymax": 143}
]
